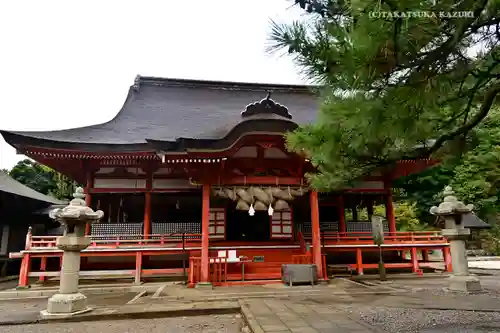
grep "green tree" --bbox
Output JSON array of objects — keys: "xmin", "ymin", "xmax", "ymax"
[
  {"xmin": 344, "ymin": 202, "xmax": 428, "ymax": 231},
  {"xmin": 393, "ymin": 109, "xmax": 500, "ymax": 222},
  {"xmin": 451, "ymin": 110, "xmax": 500, "ymax": 217},
  {"xmin": 8, "ymin": 159, "xmax": 77, "ymax": 200},
  {"xmin": 269, "ymin": 0, "xmax": 500, "ymax": 191},
  {"xmin": 393, "ymin": 164, "xmax": 455, "ymax": 223}
]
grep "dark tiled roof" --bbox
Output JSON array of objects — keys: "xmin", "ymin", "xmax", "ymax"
[
  {"xmin": 463, "ymin": 213, "xmax": 490, "ymax": 229},
  {"xmin": 0, "ymin": 171, "xmax": 66, "ymax": 205},
  {"xmin": 435, "ymin": 213, "xmax": 490, "ymax": 229},
  {"xmin": 1, "ymin": 76, "xmax": 319, "ymax": 148}
]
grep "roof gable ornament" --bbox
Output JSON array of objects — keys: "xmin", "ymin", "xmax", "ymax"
[
  {"xmin": 241, "ymin": 91, "xmax": 292, "ymax": 119},
  {"xmin": 133, "ymin": 75, "xmax": 141, "ymax": 92}
]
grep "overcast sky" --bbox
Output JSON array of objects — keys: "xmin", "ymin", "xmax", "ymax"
[{"xmin": 0, "ymin": 0, "xmax": 306, "ymax": 170}]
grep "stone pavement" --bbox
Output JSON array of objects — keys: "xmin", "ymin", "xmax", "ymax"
[
  {"xmin": 1, "ymin": 314, "xmax": 243, "ymax": 333},
  {"xmin": 3, "ymin": 276, "xmax": 500, "ymax": 332},
  {"xmin": 241, "ymin": 297, "xmax": 377, "ymax": 333}
]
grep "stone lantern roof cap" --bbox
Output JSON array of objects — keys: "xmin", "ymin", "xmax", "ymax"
[
  {"xmin": 49, "ymin": 187, "xmax": 104, "ymax": 222},
  {"xmin": 430, "ymin": 186, "xmax": 474, "ymax": 216}
]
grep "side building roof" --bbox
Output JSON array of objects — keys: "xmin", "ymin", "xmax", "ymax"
[
  {"xmin": 0, "ymin": 76, "xmax": 320, "ymax": 152},
  {"xmin": 0, "ymin": 171, "xmax": 66, "ymax": 205},
  {"xmin": 435, "ymin": 213, "xmax": 490, "ymax": 229}
]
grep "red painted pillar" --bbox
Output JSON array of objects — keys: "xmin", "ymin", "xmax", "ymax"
[
  {"xmin": 385, "ymin": 193, "xmax": 396, "ymax": 234},
  {"xmin": 84, "ymin": 171, "xmax": 93, "ymax": 236},
  {"xmin": 422, "ymin": 249, "xmax": 429, "ymax": 262},
  {"xmin": 135, "ymin": 252, "xmax": 143, "ymax": 284},
  {"xmin": 338, "ymin": 195, "xmax": 346, "ymax": 234},
  {"xmin": 443, "ymin": 246, "xmax": 452, "ymax": 272},
  {"xmin": 18, "ymin": 253, "xmax": 31, "ymax": 288},
  {"xmin": 411, "ymin": 247, "xmax": 420, "ymax": 273},
  {"xmin": 200, "ymin": 184, "xmax": 211, "ymax": 284},
  {"xmin": 143, "ymin": 172, "xmax": 153, "ymax": 239},
  {"xmin": 38, "ymin": 257, "xmax": 47, "ymax": 283},
  {"xmin": 367, "ymin": 198, "xmax": 374, "ymax": 221},
  {"xmin": 143, "ymin": 193, "xmax": 151, "ymax": 238},
  {"xmin": 356, "ymin": 248, "xmax": 363, "ymax": 275},
  {"xmin": 310, "ymin": 190, "xmax": 324, "ymax": 280}
]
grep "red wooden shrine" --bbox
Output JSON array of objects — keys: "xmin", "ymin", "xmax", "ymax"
[{"xmin": 1, "ymin": 76, "xmax": 448, "ymax": 287}]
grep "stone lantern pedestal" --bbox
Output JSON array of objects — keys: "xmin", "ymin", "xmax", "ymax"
[
  {"xmin": 430, "ymin": 186, "xmax": 482, "ymax": 293},
  {"xmin": 40, "ymin": 188, "xmax": 103, "ymax": 318}
]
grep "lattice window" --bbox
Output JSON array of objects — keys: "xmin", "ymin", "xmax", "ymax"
[
  {"xmin": 151, "ymin": 222, "xmax": 201, "ymax": 240},
  {"xmin": 271, "ymin": 210, "xmax": 293, "ymax": 239},
  {"xmin": 91, "ymin": 223, "xmax": 143, "ymax": 239},
  {"xmin": 209, "ymin": 208, "xmax": 226, "ymax": 240},
  {"xmin": 302, "ymin": 221, "xmax": 339, "ymax": 234},
  {"xmin": 346, "ymin": 221, "xmax": 389, "ymax": 233}
]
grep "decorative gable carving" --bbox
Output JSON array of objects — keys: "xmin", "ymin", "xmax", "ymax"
[
  {"xmin": 264, "ymin": 147, "xmax": 289, "ymax": 159},
  {"xmin": 241, "ymin": 92, "xmax": 292, "ymax": 119},
  {"xmin": 233, "ymin": 146, "xmax": 258, "ymax": 158}
]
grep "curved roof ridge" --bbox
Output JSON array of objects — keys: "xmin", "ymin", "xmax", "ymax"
[
  {"xmin": 135, "ymin": 75, "xmax": 320, "ymax": 93},
  {"xmin": 2, "ymin": 87, "xmax": 134, "ymax": 139}
]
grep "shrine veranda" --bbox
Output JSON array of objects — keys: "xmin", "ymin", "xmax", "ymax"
[{"xmin": 0, "ymin": 76, "xmax": 450, "ymax": 287}]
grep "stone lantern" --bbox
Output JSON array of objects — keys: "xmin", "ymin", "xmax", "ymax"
[
  {"xmin": 430, "ymin": 186, "xmax": 482, "ymax": 292},
  {"xmin": 40, "ymin": 187, "xmax": 104, "ymax": 318}
]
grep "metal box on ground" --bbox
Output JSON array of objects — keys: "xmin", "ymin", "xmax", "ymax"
[{"xmin": 281, "ymin": 264, "xmax": 317, "ymax": 286}]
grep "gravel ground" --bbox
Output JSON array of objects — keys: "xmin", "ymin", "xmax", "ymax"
[
  {"xmin": 342, "ymin": 306, "xmax": 500, "ymax": 333},
  {"xmin": 1, "ymin": 314, "xmax": 242, "ymax": 333}
]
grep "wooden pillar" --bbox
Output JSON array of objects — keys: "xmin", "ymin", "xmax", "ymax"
[
  {"xmin": 443, "ymin": 246, "xmax": 452, "ymax": 272},
  {"xmin": 143, "ymin": 170, "xmax": 153, "ymax": 239},
  {"xmin": 385, "ymin": 194, "xmax": 396, "ymax": 233},
  {"xmin": 422, "ymin": 249, "xmax": 429, "ymax": 262},
  {"xmin": 310, "ymin": 190, "xmax": 324, "ymax": 279},
  {"xmin": 38, "ymin": 257, "xmax": 47, "ymax": 283},
  {"xmin": 200, "ymin": 184, "xmax": 211, "ymax": 284},
  {"xmin": 143, "ymin": 192, "xmax": 151, "ymax": 238},
  {"xmin": 411, "ymin": 247, "xmax": 420, "ymax": 273},
  {"xmin": 356, "ymin": 248, "xmax": 363, "ymax": 275},
  {"xmin": 338, "ymin": 195, "xmax": 346, "ymax": 234},
  {"xmin": 135, "ymin": 252, "xmax": 142, "ymax": 284},
  {"xmin": 18, "ymin": 253, "xmax": 31, "ymax": 288},
  {"xmin": 384, "ymin": 180, "xmax": 396, "ymax": 234},
  {"xmin": 84, "ymin": 171, "xmax": 93, "ymax": 236},
  {"xmin": 352, "ymin": 206, "xmax": 358, "ymax": 221},
  {"xmin": 367, "ymin": 198, "xmax": 374, "ymax": 221}
]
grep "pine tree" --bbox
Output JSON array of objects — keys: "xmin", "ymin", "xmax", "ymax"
[{"xmin": 269, "ymin": 0, "xmax": 500, "ymax": 190}]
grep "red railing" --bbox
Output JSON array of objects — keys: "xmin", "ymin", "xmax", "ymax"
[
  {"xmin": 292, "ymin": 254, "xmax": 312, "ymax": 264},
  {"xmin": 26, "ymin": 233, "xmax": 202, "ymax": 250},
  {"xmin": 297, "ymin": 231, "xmax": 307, "ymax": 254},
  {"xmin": 189, "ymin": 257, "xmax": 202, "ymax": 285},
  {"xmin": 302, "ymin": 231, "xmax": 445, "ymax": 244},
  {"xmin": 25, "ymin": 230, "xmax": 445, "ymax": 251},
  {"xmin": 187, "ymin": 256, "xmax": 228, "ymax": 286}
]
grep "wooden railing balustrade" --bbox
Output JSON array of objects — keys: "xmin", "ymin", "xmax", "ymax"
[
  {"xmin": 26, "ymin": 232, "xmax": 202, "ymax": 250},
  {"xmin": 302, "ymin": 231, "xmax": 445, "ymax": 243}
]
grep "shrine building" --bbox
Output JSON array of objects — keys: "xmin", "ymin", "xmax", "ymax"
[{"xmin": 0, "ymin": 76, "xmax": 450, "ymax": 287}]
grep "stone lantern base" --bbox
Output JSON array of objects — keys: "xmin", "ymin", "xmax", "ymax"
[
  {"xmin": 40, "ymin": 293, "xmax": 92, "ymax": 318},
  {"xmin": 448, "ymin": 275, "xmax": 482, "ymax": 293}
]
